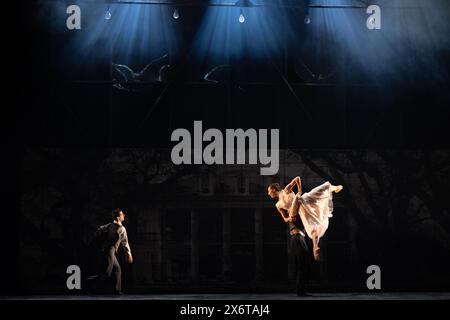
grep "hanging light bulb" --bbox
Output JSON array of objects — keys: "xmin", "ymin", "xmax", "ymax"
[
  {"xmin": 239, "ymin": 9, "xmax": 245, "ymax": 24},
  {"xmin": 105, "ymin": 6, "xmax": 112, "ymax": 20},
  {"xmin": 173, "ymin": 9, "xmax": 180, "ymax": 20},
  {"xmin": 304, "ymin": 15, "xmax": 311, "ymax": 25}
]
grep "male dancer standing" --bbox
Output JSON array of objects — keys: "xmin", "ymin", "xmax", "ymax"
[
  {"xmin": 268, "ymin": 178, "xmax": 311, "ymax": 296},
  {"xmin": 90, "ymin": 208, "xmax": 133, "ymax": 294},
  {"xmin": 287, "ymin": 215, "xmax": 311, "ymax": 296}
]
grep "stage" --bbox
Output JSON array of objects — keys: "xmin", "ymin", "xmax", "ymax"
[{"xmin": 2, "ymin": 292, "xmax": 450, "ymax": 300}]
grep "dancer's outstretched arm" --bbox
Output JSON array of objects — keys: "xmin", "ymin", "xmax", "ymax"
[
  {"xmin": 277, "ymin": 208, "xmax": 291, "ymax": 223},
  {"xmin": 295, "ymin": 176, "xmax": 302, "ymax": 195}
]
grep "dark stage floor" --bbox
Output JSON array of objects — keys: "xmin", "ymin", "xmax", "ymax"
[{"xmin": 2, "ymin": 292, "xmax": 450, "ymax": 300}]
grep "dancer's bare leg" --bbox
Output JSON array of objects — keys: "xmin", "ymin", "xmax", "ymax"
[{"xmin": 311, "ymin": 231, "xmax": 320, "ymax": 261}]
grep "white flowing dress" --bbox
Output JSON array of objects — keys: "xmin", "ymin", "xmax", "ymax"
[{"xmin": 276, "ymin": 181, "xmax": 336, "ymax": 240}]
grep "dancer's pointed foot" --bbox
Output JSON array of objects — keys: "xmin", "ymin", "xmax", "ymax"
[
  {"xmin": 313, "ymin": 247, "xmax": 320, "ymax": 261},
  {"xmin": 334, "ymin": 185, "xmax": 343, "ymax": 193}
]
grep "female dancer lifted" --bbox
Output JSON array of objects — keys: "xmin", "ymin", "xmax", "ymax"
[{"xmin": 268, "ymin": 177, "xmax": 343, "ymax": 261}]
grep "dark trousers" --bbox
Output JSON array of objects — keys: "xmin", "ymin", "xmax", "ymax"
[
  {"xmin": 86, "ymin": 246, "xmax": 122, "ymax": 293},
  {"xmin": 289, "ymin": 234, "xmax": 311, "ymax": 294},
  {"xmin": 103, "ymin": 246, "xmax": 122, "ymax": 292}
]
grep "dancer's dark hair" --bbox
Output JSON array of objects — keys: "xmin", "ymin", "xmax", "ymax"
[
  {"xmin": 111, "ymin": 208, "xmax": 123, "ymax": 221},
  {"xmin": 268, "ymin": 183, "xmax": 281, "ymax": 192}
]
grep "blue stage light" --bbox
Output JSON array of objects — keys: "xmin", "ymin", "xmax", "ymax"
[
  {"xmin": 239, "ymin": 9, "xmax": 245, "ymax": 23},
  {"xmin": 105, "ymin": 6, "xmax": 112, "ymax": 20},
  {"xmin": 304, "ymin": 15, "xmax": 311, "ymax": 25},
  {"xmin": 173, "ymin": 9, "xmax": 180, "ymax": 20}
]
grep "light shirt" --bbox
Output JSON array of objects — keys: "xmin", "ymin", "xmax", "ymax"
[
  {"xmin": 98, "ymin": 220, "xmax": 132, "ymax": 256},
  {"xmin": 275, "ymin": 189, "xmax": 296, "ymax": 211},
  {"xmin": 115, "ymin": 221, "xmax": 132, "ymax": 256}
]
